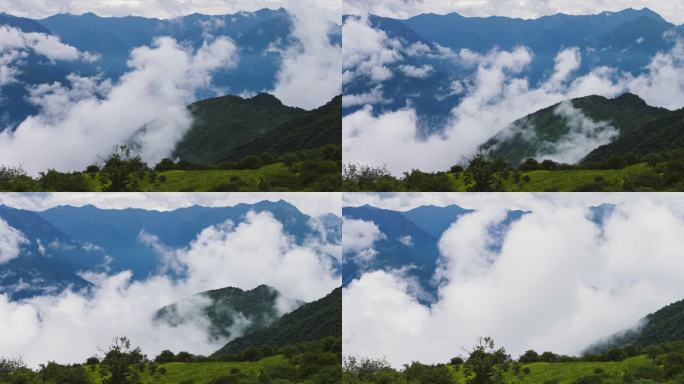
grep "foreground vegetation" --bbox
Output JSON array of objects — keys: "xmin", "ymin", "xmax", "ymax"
[
  {"xmin": 0, "ymin": 145, "xmax": 341, "ymax": 192},
  {"xmin": 344, "ymin": 150, "xmax": 684, "ymax": 192},
  {"xmin": 343, "ymin": 337, "xmax": 684, "ymax": 384},
  {"xmin": 0, "ymin": 336, "xmax": 341, "ymax": 384}
]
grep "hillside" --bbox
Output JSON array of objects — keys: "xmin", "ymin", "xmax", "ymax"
[
  {"xmin": 212, "ymin": 287, "xmax": 341, "ymax": 357},
  {"xmin": 591, "ymin": 298, "xmax": 684, "ymax": 351},
  {"xmin": 155, "ymin": 285, "xmax": 293, "ymax": 340},
  {"xmin": 484, "ymin": 93, "xmax": 671, "ymax": 165},
  {"xmin": 223, "ymin": 95, "xmax": 342, "ymax": 162},
  {"xmin": 583, "ymin": 108, "xmax": 684, "ymax": 163},
  {"xmin": 172, "ymin": 93, "xmax": 306, "ymax": 165}
]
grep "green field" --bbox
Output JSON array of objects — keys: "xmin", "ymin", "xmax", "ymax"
[
  {"xmin": 83, "ymin": 163, "xmax": 291, "ymax": 192},
  {"xmin": 84, "ymin": 356, "xmax": 287, "ymax": 383},
  {"xmin": 435, "ymin": 163, "xmax": 647, "ymax": 192},
  {"xmin": 502, "ymin": 164, "xmax": 651, "ymax": 192},
  {"xmin": 450, "ymin": 356, "xmax": 650, "ymax": 384}
]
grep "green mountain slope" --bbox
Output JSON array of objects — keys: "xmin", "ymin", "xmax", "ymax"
[
  {"xmin": 224, "ymin": 95, "xmax": 342, "ymax": 162},
  {"xmin": 593, "ymin": 298, "xmax": 684, "ymax": 351},
  {"xmin": 172, "ymin": 93, "xmax": 306, "ymax": 165},
  {"xmin": 583, "ymin": 108, "xmax": 684, "ymax": 163},
  {"xmin": 212, "ymin": 287, "xmax": 341, "ymax": 357},
  {"xmin": 154, "ymin": 285, "xmax": 295, "ymax": 340},
  {"xmin": 484, "ymin": 93, "xmax": 670, "ymax": 165}
]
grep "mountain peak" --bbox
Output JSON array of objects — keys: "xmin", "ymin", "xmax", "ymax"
[
  {"xmin": 250, "ymin": 92, "xmax": 284, "ymax": 106},
  {"xmin": 613, "ymin": 92, "xmax": 647, "ymax": 105}
]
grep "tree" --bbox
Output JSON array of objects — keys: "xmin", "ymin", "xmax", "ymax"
[
  {"xmin": 519, "ymin": 350, "xmax": 540, "ymax": 363},
  {"xmin": 99, "ymin": 146, "xmax": 148, "ymax": 192},
  {"xmin": 464, "ymin": 152, "xmax": 509, "ymax": 192},
  {"xmin": 39, "ymin": 362, "xmax": 91, "ymax": 384},
  {"xmin": 463, "ymin": 337, "xmax": 510, "ymax": 384},
  {"xmin": 100, "ymin": 337, "xmax": 146, "ymax": 384}
]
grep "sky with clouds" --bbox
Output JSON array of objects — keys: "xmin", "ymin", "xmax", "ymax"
[
  {"xmin": 0, "ymin": 192, "xmax": 341, "ymax": 217},
  {"xmin": 0, "ymin": 0, "xmax": 341, "ymax": 173},
  {"xmin": 1, "ymin": 209, "xmax": 341, "ymax": 366},
  {"xmin": 343, "ymin": 193, "xmax": 684, "ymax": 366},
  {"xmin": 342, "ymin": 1, "xmax": 684, "ymax": 175},
  {"xmin": 344, "ymin": 0, "xmax": 684, "ymax": 24}
]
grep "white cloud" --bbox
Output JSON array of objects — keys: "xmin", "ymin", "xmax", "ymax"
[
  {"xmin": 344, "ymin": 197, "xmax": 684, "ymax": 367},
  {"xmin": 0, "ymin": 218, "xmax": 27, "ymax": 264},
  {"xmin": 269, "ymin": 0, "xmax": 341, "ymax": 109},
  {"xmin": 0, "ymin": 26, "xmax": 82, "ymax": 61},
  {"xmin": 533, "ymin": 101, "xmax": 619, "ymax": 164},
  {"xmin": 343, "ymin": 0, "xmax": 684, "ymax": 25},
  {"xmin": 398, "ymin": 235, "xmax": 413, "ymax": 246},
  {"xmin": 0, "ymin": 26, "xmax": 96, "ymax": 87},
  {"xmin": 0, "ymin": 210, "xmax": 340, "ymax": 366},
  {"xmin": 342, "ymin": 15, "xmax": 402, "ymax": 85},
  {"xmin": 398, "ymin": 64, "xmax": 433, "ymax": 78},
  {"xmin": 343, "ymin": 218, "xmax": 385, "ymax": 264},
  {"xmin": 0, "ymin": 36, "xmax": 238, "ymax": 174},
  {"xmin": 343, "ymin": 86, "xmax": 388, "ymax": 108}
]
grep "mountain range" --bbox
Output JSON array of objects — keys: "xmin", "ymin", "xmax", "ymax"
[
  {"xmin": 343, "ymin": 8, "xmax": 684, "ymax": 125},
  {"xmin": 0, "ymin": 9, "xmax": 341, "ymax": 129},
  {"xmin": 0, "ymin": 201, "xmax": 341, "ymax": 300}
]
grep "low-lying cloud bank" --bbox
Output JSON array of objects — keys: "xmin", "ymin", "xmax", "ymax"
[
  {"xmin": 342, "ymin": 15, "xmax": 684, "ymax": 175},
  {"xmin": 0, "ymin": 211, "xmax": 340, "ymax": 366},
  {"xmin": 0, "ymin": 0, "xmax": 340, "ymax": 174},
  {"xmin": 343, "ymin": 198, "xmax": 684, "ymax": 367},
  {"xmin": 0, "ymin": 218, "xmax": 27, "ymax": 264},
  {"xmin": 270, "ymin": 0, "xmax": 342, "ymax": 110},
  {"xmin": 0, "ymin": 35, "xmax": 238, "ymax": 174}
]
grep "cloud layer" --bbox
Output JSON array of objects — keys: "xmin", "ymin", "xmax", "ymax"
[
  {"xmin": 0, "ymin": 218, "xmax": 27, "ymax": 264},
  {"xmin": 342, "ymin": 15, "xmax": 684, "ymax": 174},
  {"xmin": 0, "ymin": 210, "xmax": 340, "ymax": 366},
  {"xmin": 0, "ymin": 36, "xmax": 238, "ymax": 174},
  {"xmin": 343, "ymin": 196, "xmax": 684, "ymax": 367},
  {"xmin": 270, "ymin": 0, "xmax": 342, "ymax": 109}
]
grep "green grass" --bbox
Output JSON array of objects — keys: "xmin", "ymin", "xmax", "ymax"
[
  {"xmin": 85, "ymin": 163, "xmax": 294, "ymax": 192},
  {"xmin": 443, "ymin": 163, "xmax": 651, "ymax": 192},
  {"xmin": 85, "ymin": 355, "xmax": 288, "ymax": 384},
  {"xmin": 506, "ymin": 163, "xmax": 651, "ymax": 192},
  {"xmin": 450, "ymin": 356, "xmax": 650, "ymax": 384}
]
